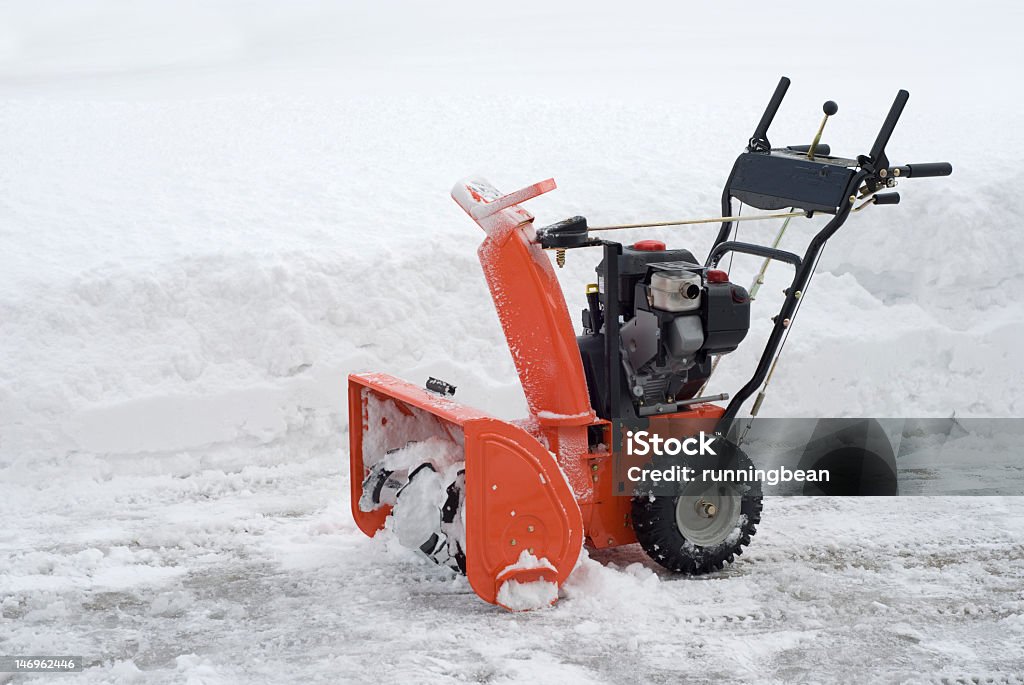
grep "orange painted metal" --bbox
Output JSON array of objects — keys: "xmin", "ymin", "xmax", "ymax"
[
  {"xmin": 452, "ymin": 177, "xmax": 595, "ymax": 430},
  {"xmin": 462, "ymin": 418, "xmax": 583, "ymax": 604},
  {"xmin": 648, "ymin": 403, "xmax": 727, "ymax": 430},
  {"xmin": 349, "ymin": 373, "xmax": 583, "ymax": 606},
  {"xmin": 494, "ymin": 564, "xmax": 559, "ymax": 611},
  {"xmin": 348, "ymin": 378, "xmax": 388, "ymax": 538},
  {"xmin": 579, "ymin": 424, "xmax": 636, "ymax": 549}
]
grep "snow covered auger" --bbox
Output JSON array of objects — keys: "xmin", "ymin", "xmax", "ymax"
[{"xmin": 348, "ymin": 77, "xmax": 952, "ymax": 610}]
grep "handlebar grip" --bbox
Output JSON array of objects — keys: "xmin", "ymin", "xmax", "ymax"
[
  {"xmin": 750, "ymin": 76, "xmax": 791, "ymax": 147},
  {"xmin": 869, "ymin": 90, "xmax": 909, "ymax": 164},
  {"xmin": 873, "ymin": 192, "xmax": 900, "ymax": 205},
  {"xmin": 787, "ymin": 143, "xmax": 831, "ymax": 156},
  {"xmin": 896, "ymin": 162, "xmax": 953, "ymax": 178}
]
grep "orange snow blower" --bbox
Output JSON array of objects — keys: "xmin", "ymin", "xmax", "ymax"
[{"xmin": 348, "ymin": 77, "xmax": 952, "ymax": 610}]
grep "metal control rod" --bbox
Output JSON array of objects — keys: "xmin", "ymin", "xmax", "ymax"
[{"xmin": 588, "ymin": 210, "xmax": 806, "ymax": 232}]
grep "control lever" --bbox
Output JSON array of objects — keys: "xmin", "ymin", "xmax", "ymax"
[
  {"xmin": 787, "ymin": 143, "xmax": 830, "ymax": 156},
  {"xmin": 536, "ymin": 215, "xmax": 591, "ymax": 268},
  {"xmin": 536, "ymin": 216, "xmax": 589, "ymax": 248},
  {"xmin": 749, "ymin": 76, "xmax": 791, "ymax": 152},
  {"xmin": 807, "ymin": 101, "xmax": 838, "ymax": 160},
  {"xmin": 867, "ymin": 90, "xmax": 910, "ymax": 170},
  {"xmin": 853, "ymin": 191, "xmax": 901, "ymax": 212},
  {"xmin": 888, "ymin": 162, "xmax": 953, "ymax": 178}
]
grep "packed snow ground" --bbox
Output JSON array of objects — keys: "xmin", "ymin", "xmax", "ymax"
[{"xmin": 2, "ymin": 2, "xmax": 1024, "ymax": 683}]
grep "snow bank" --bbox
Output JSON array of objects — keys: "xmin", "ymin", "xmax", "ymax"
[{"xmin": 2, "ymin": 95, "xmax": 1021, "ymax": 474}]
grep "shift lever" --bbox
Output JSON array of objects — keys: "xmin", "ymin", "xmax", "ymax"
[{"xmin": 807, "ymin": 100, "xmax": 838, "ymax": 160}]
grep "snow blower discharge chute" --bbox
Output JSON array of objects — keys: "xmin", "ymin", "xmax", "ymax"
[{"xmin": 348, "ymin": 78, "xmax": 953, "ymax": 610}]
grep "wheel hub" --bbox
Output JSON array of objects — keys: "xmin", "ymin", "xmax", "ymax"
[
  {"xmin": 675, "ymin": 486, "xmax": 741, "ymax": 547},
  {"xmin": 696, "ymin": 499, "xmax": 718, "ymax": 518}
]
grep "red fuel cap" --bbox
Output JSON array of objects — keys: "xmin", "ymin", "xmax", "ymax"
[
  {"xmin": 632, "ymin": 240, "xmax": 666, "ymax": 251},
  {"xmin": 707, "ymin": 269, "xmax": 729, "ymax": 283}
]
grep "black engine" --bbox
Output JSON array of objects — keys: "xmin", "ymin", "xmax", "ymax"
[{"xmin": 577, "ymin": 240, "xmax": 750, "ymax": 420}]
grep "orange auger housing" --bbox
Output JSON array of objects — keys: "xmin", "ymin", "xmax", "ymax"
[{"xmin": 350, "ymin": 374, "xmax": 585, "ymax": 607}]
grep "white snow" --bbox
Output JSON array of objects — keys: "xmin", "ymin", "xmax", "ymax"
[
  {"xmin": 496, "ymin": 578, "xmax": 559, "ymax": 613},
  {"xmin": 535, "ymin": 410, "xmax": 593, "ymax": 421},
  {"xmin": 503, "ymin": 551, "xmax": 559, "ymax": 575},
  {"xmin": 362, "ymin": 394, "xmax": 465, "ymax": 471},
  {"xmin": 2, "ymin": 1, "xmax": 1024, "ymax": 683},
  {"xmin": 390, "ymin": 465, "xmax": 445, "ymax": 552},
  {"xmin": 495, "ymin": 552, "xmax": 560, "ymax": 611}
]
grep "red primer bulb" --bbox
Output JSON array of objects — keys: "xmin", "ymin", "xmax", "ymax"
[
  {"xmin": 707, "ymin": 269, "xmax": 730, "ymax": 283},
  {"xmin": 632, "ymin": 240, "xmax": 666, "ymax": 251}
]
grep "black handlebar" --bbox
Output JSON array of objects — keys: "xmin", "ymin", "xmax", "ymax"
[
  {"xmin": 868, "ymin": 89, "xmax": 909, "ymax": 167},
  {"xmin": 706, "ymin": 241, "xmax": 802, "ymax": 269},
  {"xmin": 749, "ymin": 76, "xmax": 791, "ymax": 151},
  {"xmin": 889, "ymin": 162, "xmax": 953, "ymax": 178},
  {"xmin": 715, "ymin": 78, "xmax": 951, "ymax": 431}
]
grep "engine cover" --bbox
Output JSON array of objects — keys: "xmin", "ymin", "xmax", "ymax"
[{"xmin": 578, "ymin": 243, "xmax": 750, "ymax": 421}]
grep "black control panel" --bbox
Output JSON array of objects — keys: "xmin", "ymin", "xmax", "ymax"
[{"xmin": 727, "ymin": 149, "xmax": 858, "ymax": 214}]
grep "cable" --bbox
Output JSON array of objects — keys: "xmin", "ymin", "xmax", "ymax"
[
  {"xmin": 587, "ymin": 210, "xmax": 805, "ymax": 232},
  {"xmin": 726, "ymin": 201, "xmax": 742, "ymax": 275}
]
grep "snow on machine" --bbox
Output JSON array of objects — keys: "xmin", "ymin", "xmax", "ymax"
[{"xmin": 348, "ymin": 77, "xmax": 952, "ymax": 610}]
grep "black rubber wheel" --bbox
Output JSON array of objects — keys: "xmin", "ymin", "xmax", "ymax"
[
  {"xmin": 630, "ymin": 439, "xmax": 763, "ymax": 574},
  {"xmin": 631, "ymin": 492, "xmax": 762, "ymax": 574}
]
